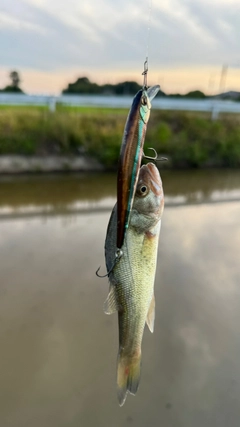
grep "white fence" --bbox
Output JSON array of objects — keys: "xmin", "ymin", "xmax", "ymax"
[{"xmin": 1, "ymin": 93, "xmax": 240, "ymax": 119}]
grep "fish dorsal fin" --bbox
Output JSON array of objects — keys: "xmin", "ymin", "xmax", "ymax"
[
  {"xmin": 104, "ymin": 285, "xmax": 120, "ymax": 315},
  {"xmin": 146, "ymin": 294, "xmax": 155, "ymax": 333}
]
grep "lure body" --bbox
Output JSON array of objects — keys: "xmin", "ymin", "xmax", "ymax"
[{"xmin": 117, "ymin": 85, "xmax": 160, "ymax": 249}]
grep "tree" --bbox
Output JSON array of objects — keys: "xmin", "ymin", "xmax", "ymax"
[
  {"xmin": 185, "ymin": 90, "xmax": 206, "ymax": 99},
  {"xmin": 62, "ymin": 76, "xmax": 144, "ymax": 95},
  {"xmin": 0, "ymin": 70, "xmax": 23, "ymax": 93},
  {"xmin": 62, "ymin": 77, "xmax": 101, "ymax": 94},
  {"xmin": 9, "ymin": 71, "xmax": 21, "ymax": 89}
]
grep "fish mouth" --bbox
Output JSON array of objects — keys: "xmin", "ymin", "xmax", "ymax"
[{"xmin": 138, "ymin": 162, "xmax": 162, "ymax": 196}]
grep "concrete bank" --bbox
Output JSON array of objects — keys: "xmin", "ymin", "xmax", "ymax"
[{"xmin": 0, "ymin": 155, "xmax": 103, "ymax": 174}]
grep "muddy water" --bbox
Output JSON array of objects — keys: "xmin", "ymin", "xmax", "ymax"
[{"xmin": 0, "ymin": 170, "xmax": 240, "ymax": 427}]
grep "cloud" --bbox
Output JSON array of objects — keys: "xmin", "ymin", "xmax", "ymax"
[
  {"xmin": 0, "ymin": 0, "xmax": 94, "ymax": 70},
  {"xmin": 145, "ymin": 0, "xmax": 240, "ymax": 67},
  {"xmin": 0, "ymin": 11, "xmax": 45, "ymax": 33},
  {"xmin": 0, "ymin": 0, "xmax": 239, "ymax": 92}
]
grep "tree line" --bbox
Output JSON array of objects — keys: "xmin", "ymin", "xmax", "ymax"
[
  {"xmin": 62, "ymin": 76, "xmax": 206, "ymax": 98},
  {"xmin": 0, "ymin": 70, "xmax": 206, "ymax": 98},
  {"xmin": 1, "ymin": 71, "xmax": 240, "ymax": 100}
]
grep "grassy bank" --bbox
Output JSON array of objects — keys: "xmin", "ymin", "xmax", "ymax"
[{"xmin": 0, "ymin": 106, "xmax": 240, "ymax": 168}]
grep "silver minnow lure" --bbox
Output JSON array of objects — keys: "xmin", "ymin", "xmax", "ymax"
[{"xmin": 117, "ymin": 85, "xmax": 160, "ymax": 249}]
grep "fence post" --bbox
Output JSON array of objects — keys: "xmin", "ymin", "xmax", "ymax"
[
  {"xmin": 211, "ymin": 101, "xmax": 219, "ymax": 120},
  {"xmin": 48, "ymin": 97, "xmax": 56, "ymax": 112}
]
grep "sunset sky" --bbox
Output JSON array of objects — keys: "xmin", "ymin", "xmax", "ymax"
[{"xmin": 0, "ymin": 0, "xmax": 239, "ymax": 95}]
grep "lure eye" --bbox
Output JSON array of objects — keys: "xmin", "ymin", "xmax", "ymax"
[{"xmin": 141, "ymin": 95, "xmax": 147, "ymax": 106}]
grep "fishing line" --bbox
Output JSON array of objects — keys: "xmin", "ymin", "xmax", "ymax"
[
  {"xmin": 142, "ymin": 0, "xmax": 153, "ymax": 88},
  {"xmin": 145, "ymin": 0, "xmax": 153, "ymax": 65}
]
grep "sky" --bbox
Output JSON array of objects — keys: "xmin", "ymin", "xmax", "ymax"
[{"xmin": 0, "ymin": 0, "xmax": 240, "ymax": 94}]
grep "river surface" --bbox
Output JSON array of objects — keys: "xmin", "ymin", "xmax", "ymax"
[{"xmin": 0, "ymin": 169, "xmax": 240, "ymax": 427}]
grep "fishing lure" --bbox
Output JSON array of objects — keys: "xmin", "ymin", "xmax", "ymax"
[{"xmin": 116, "ymin": 83, "xmax": 160, "ymax": 250}]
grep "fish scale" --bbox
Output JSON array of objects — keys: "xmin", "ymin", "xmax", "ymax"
[{"xmin": 117, "ymin": 224, "xmax": 160, "ymax": 347}]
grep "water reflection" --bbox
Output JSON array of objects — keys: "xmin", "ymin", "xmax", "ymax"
[
  {"xmin": 0, "ymin": 170, "xmax": 240, "ymax": 426},
  {"xmin": 0, "ymin": 169, "xmax": 240, "ymax": 218},
  {"xmin": 0, "ymin": 201, "xmax": 239, "ymax": 427}
]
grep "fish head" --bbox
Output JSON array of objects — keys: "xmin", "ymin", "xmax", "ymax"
[{"xmin": 130, "ymin": 162, "xmax": 164, "ymax": 232}]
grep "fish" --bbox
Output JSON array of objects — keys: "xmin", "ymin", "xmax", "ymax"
[
  {"xmin": 104, "ymin": 162, "xmax": 164, "ymax": 406},
  {"xmin": 117, "ymin": 85, "xmax": 160, "ymax": 249}
]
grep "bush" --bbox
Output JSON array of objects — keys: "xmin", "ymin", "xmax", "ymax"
[{"xmin": 0, "ymin": 107, "xmax": 240, "ymax": 168}]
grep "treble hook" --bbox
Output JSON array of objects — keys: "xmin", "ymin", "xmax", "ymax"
[
  {"xmin": 143, "ymin": 147, "xmax": 157, "ymax": 160},
  {"xmin": 96, "ymin": 265, "xmax": 114, "ymax": 278},
  {"xmin": 143, "ymin": 147, "xmax": 168, "ymax": 162},
  {"xmin": 142, "ymin": 57, "xmax": 148, "ymax": 89},
  {"xmin": 96, "ymin": 248, "xmax": 123, "ymax": 278}
]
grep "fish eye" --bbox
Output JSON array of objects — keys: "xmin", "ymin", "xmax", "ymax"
[
  {"xmin": 136, "ymin": 184, "xmax": 148, "ymax": 197},
  {"xmin": 141, "ymin": 185, "xmax": 147, "ymax": 193},
  {"xmin": 141, "ymin": 95, "xmax": 147, "ymax": 105}
]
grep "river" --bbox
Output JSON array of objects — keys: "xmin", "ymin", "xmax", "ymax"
[{"xmin": 0, "ymin": 169, "xmax": 240, "ymax": 427}]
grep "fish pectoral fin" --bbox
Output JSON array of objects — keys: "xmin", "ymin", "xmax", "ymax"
[
  {"xmin": 146, "ymin": 294, "xmax": 155, "ymax": 333},
  {"xmin": 104, "ymin": 284, "xmax": 120, "ymax": 315}
]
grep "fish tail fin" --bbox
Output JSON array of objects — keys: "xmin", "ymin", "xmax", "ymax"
[{"xmin": 117, "ymin": 350, "xmax": 141, "ymax": 407}]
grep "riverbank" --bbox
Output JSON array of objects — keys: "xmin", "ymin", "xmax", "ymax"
[
  {"xmin": 0, "ymin": 155, "xmax": 103, "ymax": 174},
  {"xmin": 0, "ymin": 106, "xmax": 240, "ymax": 170}
]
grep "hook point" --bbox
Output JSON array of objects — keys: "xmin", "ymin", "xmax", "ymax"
[
  {"xmin": 96, "ymin": 266, "xmax": 109, "ymax": 278},
  {"xmin": 143, "ymin": 148, "xmax": 168, "ymax": 162}
]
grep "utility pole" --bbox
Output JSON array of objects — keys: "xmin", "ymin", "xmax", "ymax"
[
  {"xmin": 219, "ymin": 64, "xmax": 228, "ymax": 94},
  {"xmin": 208, "ymin": 73, "xmax": 216, "ymax": 95}
]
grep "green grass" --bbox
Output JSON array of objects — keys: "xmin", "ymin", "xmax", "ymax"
[
  {"xmin": 0, "ymin": 104, "xmax": 128, "ymax": 115},
  {"xmin": 0, "ymin": 105, "xmax": 48, "ymax": 110},
  {"xmin": 56, "ymin": 104, "xmax": 128, "ymax": 115},
  {"xmin": 0, "ymin": 106, "xmax": 240, "ymax": 168}
]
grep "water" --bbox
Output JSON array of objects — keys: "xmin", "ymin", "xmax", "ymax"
[
  {"xmin": 1, "ymin": 169, "xmax": 240, "ymax": 217},
  {"xmin": 0, "ymin": 170, "xmax": 240, "ymax": 427}
]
